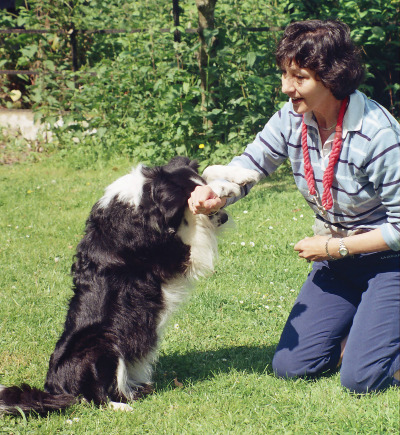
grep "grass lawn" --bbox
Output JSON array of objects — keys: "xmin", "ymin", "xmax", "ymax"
[{"xmin": 0, "ymin": 158, "xmax": 399, "ymax": 434}]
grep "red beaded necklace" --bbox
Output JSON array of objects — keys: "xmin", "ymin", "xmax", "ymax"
[{"xmin": 301, "ymin": 96, "xmax": 349, "ymax": 214}]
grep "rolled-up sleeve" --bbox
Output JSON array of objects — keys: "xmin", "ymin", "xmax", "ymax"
[{"xmin": 364, "ymin": 127, "xmax": 400, "ymax": 251}]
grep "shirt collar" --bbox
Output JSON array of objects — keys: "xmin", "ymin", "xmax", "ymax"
[
  {"xmin": 344, "ymin": 90, "xmax": 364, "ymax": 134},
  {"xmin": 302, "ymin": 90, "xmax": 364, "ymax": 135}
]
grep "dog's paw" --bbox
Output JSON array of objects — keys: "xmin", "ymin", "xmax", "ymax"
[
  {"xmin": 109, "ymin": 401, "xmax": 134, "ymax": 412},
  {"xmin": 203, "ymin": 165, "xmax": 261, "ymax": 185},
  {"xmin": 207, "ymin": 180, "xmax": 241, "ymax": 198}
]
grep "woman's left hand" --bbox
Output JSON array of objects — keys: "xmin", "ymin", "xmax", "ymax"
[{"xmin": 294, "ymin": 235, "xmax": 335, "ymax": 262}]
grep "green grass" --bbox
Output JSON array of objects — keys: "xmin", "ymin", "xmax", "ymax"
[{"xmin": 0, "ymin": 159, "xmax": 399, "ymax": 434}]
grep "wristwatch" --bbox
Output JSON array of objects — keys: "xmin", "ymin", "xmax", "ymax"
[{"xmin": 338, "ymin": 238, "xmax": 349, "ymax": 257}]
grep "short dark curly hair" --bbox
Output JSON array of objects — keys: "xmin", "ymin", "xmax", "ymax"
[{"xmin": 275, "ymin": 20, "xmax": 364, "ymax": 100}]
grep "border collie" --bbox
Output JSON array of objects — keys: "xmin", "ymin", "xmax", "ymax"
[{"xmin": 0, "ymin": 157, "xmax": 260, "ymax": 415}]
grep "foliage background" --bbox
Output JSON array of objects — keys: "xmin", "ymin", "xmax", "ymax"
[{"xmin": 0, "ymin": 0, "xmax": 399, "ymax": 168}]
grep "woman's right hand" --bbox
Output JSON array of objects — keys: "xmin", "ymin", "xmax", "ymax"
[{"xmin": 188, "ymin": 185, "xmax": 227, "ymax": 215}]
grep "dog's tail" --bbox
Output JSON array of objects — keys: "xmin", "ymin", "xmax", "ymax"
[{"xmin": 0, "ymin": 384, "xmax": 76, "ymax": 416}]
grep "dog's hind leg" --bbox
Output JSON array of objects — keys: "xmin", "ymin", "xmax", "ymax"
[
  {"xmin": 116, "ymin": 354, "xmax": 156, "ymax": 402},
  {"xmin": 108, "ymin": 401, "xmax": 134, "ymax": 412}
]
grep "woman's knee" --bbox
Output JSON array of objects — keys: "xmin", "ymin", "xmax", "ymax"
[
  {"xmin": 272, "ymin": 348, "xmax": 331, "ymax": 379},
  {"xmin": 340, "ymin": 360, "xmax": 396, "ymax": 394},
  {"xmin": 272, "ymin": 350, "xmax": 302, "ymax": 378}
]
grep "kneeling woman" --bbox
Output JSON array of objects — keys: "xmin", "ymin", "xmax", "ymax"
[{"xmin": 189, "ymin": 19, "xmax": 400, "ymax": 394}]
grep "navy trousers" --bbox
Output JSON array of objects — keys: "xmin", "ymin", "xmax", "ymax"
[{"xmin": 272, "ymin": 251, "xmax": 400, "ymax": 393}]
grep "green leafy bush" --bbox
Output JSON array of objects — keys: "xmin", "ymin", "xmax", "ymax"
[
  {"xmin": 1, "ymin": 1, "xmax": 285, "ymax": 168},
  {"xmin": 0, "ymin": 0, "xmax": 398, "ymax": 168}
]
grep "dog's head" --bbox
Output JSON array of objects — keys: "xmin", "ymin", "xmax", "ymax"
[{"xmin": 143, "ymin": 157, "xmax": 206, "ymax": 230}]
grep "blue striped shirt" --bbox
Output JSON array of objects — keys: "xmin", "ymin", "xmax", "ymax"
[{"xmin": 228, "ymin": 90, "xmax": 400, "ymax": 251}]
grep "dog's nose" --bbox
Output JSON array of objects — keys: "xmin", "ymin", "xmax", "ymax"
[
  {"xmin": 209, "ymin": 210, "xmax": 228, "ymax": 226},
  {"xmin": 219, "ymin": 211, "xmax": 229, "ymax": 225}
]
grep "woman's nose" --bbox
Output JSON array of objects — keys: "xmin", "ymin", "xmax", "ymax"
[{"xmin": 281, "ymin": 75, "xmax": 294, "ymax": 95}]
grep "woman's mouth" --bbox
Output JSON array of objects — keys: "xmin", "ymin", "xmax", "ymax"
[{"xmin": 292, "ymin": 98, "xmax": 304, "ymax": 105}]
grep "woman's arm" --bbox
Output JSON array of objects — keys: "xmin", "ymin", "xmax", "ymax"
[{"xmin": 294, "ymin": 228, "xmax": 391, "ymax": 262}]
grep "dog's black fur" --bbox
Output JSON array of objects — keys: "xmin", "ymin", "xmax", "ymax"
[{"xmin": 0, "ymin": 156, "xmax": 227, "ymax": 415}]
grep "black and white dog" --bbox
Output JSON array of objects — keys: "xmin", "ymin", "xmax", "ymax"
[{"xmin": 0, "ymin": 157, "xmax": 260, "ymax": 415}]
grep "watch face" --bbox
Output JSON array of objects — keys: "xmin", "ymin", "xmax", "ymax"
[{"xmin": 339, "ymin": 247, "xmax": 348, "ymax": 256}]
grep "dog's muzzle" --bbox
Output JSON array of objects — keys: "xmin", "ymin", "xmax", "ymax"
[{"xmin": 209, "ymin": 210, "xmax": 228, "ymax": 226}]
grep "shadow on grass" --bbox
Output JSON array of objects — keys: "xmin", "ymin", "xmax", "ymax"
[{"xmin": 154, "ymin": 344, "xmax": 277, "ymax": 389}]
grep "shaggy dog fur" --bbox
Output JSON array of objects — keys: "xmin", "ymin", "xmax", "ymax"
[{"xmin": 0, "ymin": 157, "xmax": 260, "ymax": 415}]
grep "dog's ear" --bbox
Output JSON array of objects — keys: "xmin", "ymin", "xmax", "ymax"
[
  {"xmin": 189, "ymin": 159, "xmax": 199, "ymax": 172},
  {"xmin": 151, "ymin": 180, "xmax": 186, "ymax": 229},
  {"xmin": 164, "ymin": 156, "xmax": 199, "ymax": 174},
  {"xmin": 149, "ymin": 159, "xmax": 203, "ymax": 229}
]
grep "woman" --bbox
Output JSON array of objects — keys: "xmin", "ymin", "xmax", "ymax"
[{"xmin": 189, "ymin": 20, "xmax": 400, "ymax": 393}]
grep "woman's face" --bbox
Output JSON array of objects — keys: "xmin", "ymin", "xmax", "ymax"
[{"xmin": 281, "ymin": 61, "xmax": 334, "ymax": 115}]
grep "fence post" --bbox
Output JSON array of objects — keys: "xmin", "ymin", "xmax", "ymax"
[
  {"xmin": 172, "ymin": 0, "xmax": 181, "ymax": 43},
  {"xmin": 70, "ymin": 27, "xmax": 79, "ymax": 72}
]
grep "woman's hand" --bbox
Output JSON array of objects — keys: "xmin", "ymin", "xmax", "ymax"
[
  {"xmin": 188, "ymin": 185, "xmax": 227, "ymax": 215},
  {"xmin": 294, "ymin": 235, "xmax": 335, "ymax": 262}
]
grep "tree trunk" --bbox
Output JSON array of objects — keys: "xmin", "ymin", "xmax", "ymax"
[{"xmin": 195, "ymin": 0, "xmax": 218, "ymax": 112}]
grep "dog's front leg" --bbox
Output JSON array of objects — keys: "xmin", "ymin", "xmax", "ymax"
[{"xmin": 203, "ymin": 165, "xmax": 262, "ymax": 198}]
